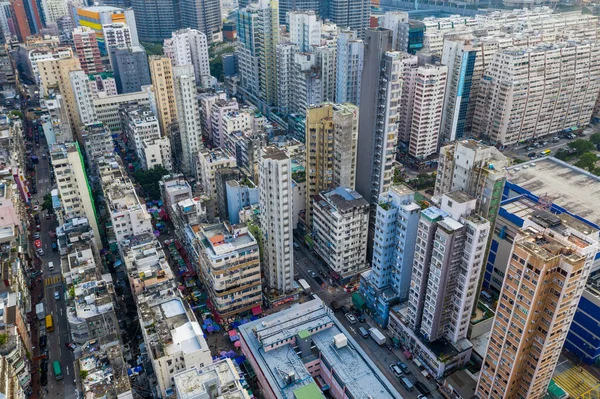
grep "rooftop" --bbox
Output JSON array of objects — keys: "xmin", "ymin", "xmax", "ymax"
[
  {"xmin": 506, "ymin": 157, "xmax": 600, "ymax": 226},
  {"xmin": 238, "ymin": 299, "xmax": 402, "ymax": 399},
  {"xmin": 199, "ymin": 222, "xmax": 257, "ymax": 257},
  {"xmin": 173, "ymin": 359, "xmax": 250, "ymax": 399},
  {"xmin": 79, "ymin": 340, "xmax": 132, "ymax": 398},
  {"xmin": 316, "ymin": 186, "xmax": 369, "ymax": 213}
]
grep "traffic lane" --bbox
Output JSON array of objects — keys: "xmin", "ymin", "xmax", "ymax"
[
  {"xmin": 334, "ymin": 312, "xmax": 417, "ymax": 398},
  {"xmin": 293, "ymin": 247, "xmax": 350, "ymax": 305}
]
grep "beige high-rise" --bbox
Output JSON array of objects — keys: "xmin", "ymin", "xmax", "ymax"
[
  {"xmin": 477, "ymin": 218, "xmax": 598, "ymax": 399},
  {"xmin": 149, "ymin": 55, "xmax": 178, "ymax": 136},
  {"xmin": 305, "ymin": 102, "xmax": 358, "ymax": 228}
]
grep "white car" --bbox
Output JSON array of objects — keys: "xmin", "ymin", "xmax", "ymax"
[
  {"xmin": 345, "ymin": 313, "xmax": 357, "ymax": 324},
  {"xmin": 54, "ymin": 291, "xmax": 60, "ymax": 300},
  {"xmin": 37, "ymin": 248, "xmax": 45, "ymax": 256},
  {"xmin": 308, "ymin": 270, "xmax": 317, "ymax": 278}
]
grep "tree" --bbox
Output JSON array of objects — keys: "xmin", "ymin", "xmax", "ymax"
[
  {"xmin": 554, "ymin": 148, "xmax": 571, "ymax": 161},
  {"xmin": 210, "ymin": 56, "xmax": 224, "ymax": 81},
  {"xmin": 589, "ymin": 133, "xmax": 600, "ymax": 146},
  {"xmin": 567, "ymin": 139, "xmax": 595, "ymax": 155},
  {"xmin": 79, "ymin": 370, "xmax": 88, "ymax": 380},
  {"xmin": 42, "ymin": 193, "xmax": 52, "ymax": 212},
  {"xmin": 133, "ymin": 165, "xmax": 170, "ymax": 200},
  {"xmin": 575, "ymin": 152, "xmax": 598, "ymax": 172}
]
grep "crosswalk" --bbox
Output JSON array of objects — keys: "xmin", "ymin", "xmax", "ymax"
[
  {"xmin": 554, "ymin": 366, "xmax": 600, "ymax": 398},
  {"xmin": 44, "ymin": 275, "xmax": 62, "ymax": 287}
]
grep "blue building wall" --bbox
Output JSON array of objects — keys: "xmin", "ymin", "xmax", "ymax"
[
  {"xmin": 226, "ymin": 181, "xmax": 259, "ymax": 225},
  {"xmin": 564, "ymin": 291, "xmax": 600, "ymax": 365}
]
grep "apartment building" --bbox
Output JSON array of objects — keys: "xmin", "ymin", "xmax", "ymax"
[
  {"xmin": 148, "ymin": 55, "xmax": 177, "ymax": 136},
  {"xmin": 195, "ymin": 222, "xmax": 262, "ymax": 321},
  {"xmin": 78, "ymin": 339, "xmax": 132, "ymax": 398},
  {"xmin": 289, "ymin": 52, "xmax": 323, "ymax": 120},
  {"xmin": 356, "ymin": 28, "xmax": 403, "ymax": 249},
  {"xmin": 359, "ymin": 185, "xmax": 421, "ymax": 326},
  {"xmin": 50, "ymin": 142, "xmax": 101, "ymax": 246},
  {"xmin": 39, "ymin": 95, "xmax": 73, "ymax": 144},
  {"xmin": 473, "ymin": 41, "xmax": 600, "ymax": 146},
  {"xmin": 81, "ymin": 122, "xmax": 113, "ymax": 171},
  {"xmin": 173, "ymin": 359, "xmax": 251, "ymax": 399},
  {"xmin": 159, "ymin": 174, "xmax": 193, "ymax": 218},
  {"xmin": 210, "ymin": 98, "xmax": 239, "ymax": 148},
  {"xmin": 102, "ymin": 22, "xmax": 132, "ymax": 52},
  {"xmin": 28, "ymin": 46, "xmax": 73, "ymax": 84},
  {"xmin": 110, "ymin": 46, "xmax": 152, "ymax": 94},
  {"xmin": 335, "ymin": 29, "xmax": 363, "ymax": 105},
  {"xmin": 172, "ymin": 64, "xmax": 202, "ymax": 176},
  {"xmin": 388, "ymin": 192, "xmax": 490, "ymax": 378},
  {"xmin": 477, "ymin": 221, "xmax": 598, "ymax": 399},
  {"xmin": 312, "ymin": 187, "xmax": 369, "ymax": 280},
  {"xmin": 259, "ymin": 146, "xmax": 294, "ymax": 295},
  {"xmin": 197, "ymin": 147, "xmax": 237, "ymax": 201},
  {"xmin": 225, "ymin": 179, "xmax": 260, "ymax": 225},
  {"xmin": 276, "ymin": 42, "xmax": 298, "ymax": 116},
  {"xmin": 398, "ymin": 56, "xmax": 447, "ymax": 160},
  {"xmin": 288, "ymin": 10, "xmax": 321, "ymax": 52},
  {"xmin": 73, "ymin": 26, "xmax": 103, "ymax": 75},
  {"xmin": 73, "ymin": 5, "xmax": 139, "ymax": 55},
  {"xmin": 0, "ymin": 326, "xmax": 32, "ymax": 399},
  {"xmin": 199, "ymin": 91, "xmax": 227, "ymax": 140},
  {"xmin": 165, "ymin": 29, "xmax": 211, "ymax": 87},
  {"xmin": 305, "ymin": 103, "xmax": 358, "ymax": 227},
  {"xmin": 236, "ymin": 0, "xmax": 279, "ymax": 106}
]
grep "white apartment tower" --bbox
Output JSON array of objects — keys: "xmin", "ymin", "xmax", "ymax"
[
  {"xmin": 103, "ymin": 22, "xmax": 133, "ymax": 55},
  {"xmin": 408, "ymin": 192, "xmax": 489, "ymax": 344},
  {"xmin": 165, "ymin": 29, "xmax": 212, "ymax": 88},
  {"xmin": 397, "ymin": 54, "xmax": 447, "ymax": 160},
  {"xmin": 172, "ymin": 64, "xmax": 202, "ymax": 176},
  {"xmin": 290, "ymin": 52, "xmax": 323, "ymax": 117},
  {"xmin": 276, "ymin": 42, "xmax": 299, "ymax": 116},
  {"xmin": 259, "ymin": 146, "xmax": 294, "ymax": 295},
  {"xmin": 335, "ymin": 29, "xmax": 363, "ymax": 105},
  {"xmin": 288, "ymin": 10, "xmax": 321, "ymax": 53},
  {"xmin": 473, "ymin": 41, "xmax": 600, "ymax": 146},
  {"xmin": 41, "ymin": 0, "xmax": 69, "ymax": 23}
]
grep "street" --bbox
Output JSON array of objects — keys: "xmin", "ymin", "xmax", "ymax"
[{"xmin": 28, "ymin": 120, "xmax": 77, "ymax": 399}]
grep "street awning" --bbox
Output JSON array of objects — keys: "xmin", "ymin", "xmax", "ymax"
[
  {"xmin": 251, "ymin": 305, "xmax": 262, "ymax": 316},
  {"xmin": 352, "ymin": 292, "xmax": 366, "ymax": 309}
]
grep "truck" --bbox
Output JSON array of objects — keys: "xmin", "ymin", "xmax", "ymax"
[
  {"xmin": 298, "ymin": 279, "xmax": 311, "ymax": 294},
  {"xmin": 369, "ymin": 327, "xmax": 386, "ymax": 346},
  {"xmin": 36, "ymin": 302, "xmax": 45, "ymax": 321}
]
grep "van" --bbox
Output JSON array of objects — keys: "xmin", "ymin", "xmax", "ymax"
[
  {"xmin": 358, "ymin": 326, "xmax": 369, "ymax": 338},
  {"xmin": 401, "ymin": 377, "xmax": 414, "ymax": 391},
  {"xmin": 293, "ymin": 241, "xmax": 300, "ymax": 250},
  {"xmin": 480, "ymin": 291, "xmax": 492, "ymax": 302},
  {"xmin": 389, "ymin": 364, "xmax": 403, "ymax": 378},
  {"xmin": 48, "ymin": 262, "xmax": 54, "ymax": 271}
]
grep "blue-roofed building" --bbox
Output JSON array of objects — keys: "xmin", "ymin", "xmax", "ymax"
[
  {"xmin": 237, "ymin": 298, "xmax": 403, "ymax": 399},
  {"xmin": 359, "ymin": 185, "xmax": 421, "ymax": 327},
  {"xmin": 482, "ymin": 157, "xmax": 600, "ymax": 364}
]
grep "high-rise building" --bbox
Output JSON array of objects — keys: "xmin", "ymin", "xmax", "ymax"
[
  {"xmin": 290, "ymin": 52, "xmax": 322, "ymax": 118},
  {"xmin": 209, "ymin": 98, "xmax": 239, "ymax": 148},
  {"xmin": 326, "ymin": 0, "xmax": 370, "ymax": 39},
  {"xmin": 102, "ymin": 22, "xmax": 133, "ymax": 56},
  {"xmin": 172, "ymin": 64, "xmax": 202, "ymax": 176},
  {"xmin": 179, "ymin": 0, "xmax": 222, "ymax": 43},
  {"xmin": 440, "ymin": 38, "xmax": 478, "ymax": 143},
  {"xmin": 359, "ymin": 185, "xmax": 421, "ymax": 326},
  {"xmin": 164, "ymin": 28, "xmax": 211, "ymax": 88},
  {"xmin": 379, "ymin": 11, "xmax": 409, "ymax": 51},
  {"xmin": 305, "ymin": 103, "xmax": 358, "ymax": 227},
  {"xmin": 275, "ymin": 0, "xmax": 320, "ymax": 26},
  {"xmin": 11, "ymin": 0, "xmax": 31, "ymax": 42},
  {"xmin": 259, "ymin": 146, "xmax": 294, "ymax": 295},
  {"xmin": 50, "ymin": 142, "xmax": 101, "ymax": 246},
  {"xmin": 110, "ymin": 46, "xmax": 151, "ymax": 94},
  {"xmin": 237, "ymin": 0, "xmax": 279, "ymax": 107},
  {"xmin": 388, "ymin": 192, "xmax": 489, "ymax": 377},
  {"xmin": 356, "ymin": 28, "xmax": 402, "ymax": 244},
  {"xmin": 74, "ymin": 6, "xmax": 139, "ymax": 55},
  {"xmin": 397, "ymin": 54, "xmax": 447, "ymax": 160},
  {"xmin": 335, "ymin": 29, "xmax": 363, "ymax": 105},
  {"xmin": 41, "ymin": 0, "xmax": 69, "ymax": 24},
  {"xmin": 148, "ymin": 55, "xmax": 177, "ymax": 136},
  {"xmin": 72, "ymin": 26, "xmax": 104, "ymax": 75},
  {"xmin": 473, "ymin": 41, "xmax": 600, "ymax": 146},
  {"xmin": 288, "ymin": 10, "xmax": 321, "ymax": 53},
  {"xmin": 195, "ymin": 222, "xmax": 263, "ymax": 321},
  {"xmin": 22, "ymin": 0, "xmax": 42, "ymax": 34},
  {"xmin": 312, "ymin": 186, "xmax": 369, "ymax": 280},
  {"xmin": 275, "ymin": 42, "xmax": 298, "ymax": 116},
  {"xmin": 198, "ymin": 91, "xmax": 227, "ymax": 140},
  {"xmin": 130, "ymin": 0, "xmax": 179, "ymax": 42},
  {"xmin": 314, "ymin": 44, "xmax": 336, "ymax": 103},
  {"xmin": 197, "ymin": 148, "xmax": 236, "ymax": 211},
  {"xmin": 476, "ymin": 222, "xmax": 598, "ymax": 399}
]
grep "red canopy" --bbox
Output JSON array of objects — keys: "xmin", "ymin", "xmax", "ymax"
[
  {"xmin": 251, "ymin": 306, "xmax": 262, "ymax": 316},
  {"xmin": 228, "ymin": 330, "xmax": 238, "ymax": 337}
]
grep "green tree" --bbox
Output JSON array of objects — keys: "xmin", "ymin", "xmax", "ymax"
[
  {"xmin": 554, "ymin": 148, "xmax": 571, "ymax": 161},
  {"xmin": 79, "ymin": 370, "xmax": 88, "ymax": 379},
  {"xmin": 589, "ymin": 133, "xmax": 600, "ymax": 146},
  {"xmin": 42, "ymin": 193, "xmax": 52, "ymax": 212},
  {"xmin": 140, "ymin": 42, "xmax": 163, "ymax": 56},
  {"xmin": 210, "ymin": 56, "xmax": 224, "ymax": 81},
  {"xmin": 567, "ymin": 139, "xmax": 595, "ymax": 155},
  {"xmin": 575, "ymin": 152, "xmax": 598, "ymax": 172},
  {"xmin": 133, "ymin": 165, "xmax": 170, "ymax": 200},
  {"xmin": 0, "ymin": 334, "xmax": 7, "ymax": 345}
]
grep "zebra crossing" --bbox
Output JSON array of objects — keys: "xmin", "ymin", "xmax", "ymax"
[{"xmin": 44, "ymin": 275, "xmax": 62, "ymax": 287}]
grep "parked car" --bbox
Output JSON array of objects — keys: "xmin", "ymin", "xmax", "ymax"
[
  {"xmin": 34, "ymin": 240, "xmax": 42, "ymax": 248},
  {"xmin": 40, "ymin": 359, "xmax": 48, "ymax": 373},
  {"xmin": 32, "ymin": 205, "xmax": 39, "ymax": 212},
  {"xmin": 65, "ymin": 342, "xmax": 77, "ymax": 351},
  {"xmin": 39, "ymin": 335, "xmax": 47, "ymax": 348},
  {"xmin": 37, "ymin": 248, "xmax": 44, "ymax": 256},
  {"xmin": 345, "ymin": 313, "xmax": 357, "ymax": 324},
  {"xmin": 33, "ymin": 232, "xmax": 40, "ymax": 239},
  {"xmin": 356, "ymin": 313, "xmax": 366, "ymax": 323},
  {"xmin": 40, "ymin": 373, "xmax": 47, "ymax": 386},
  {"xmin": 389, "ymin": 364, "xmax": 403, "ymax": 378},
  {"xmin": 527, "ymin": 152, "xmax": 536, "ymax": 158},
  {"xmin": 415, "ymin": 381, "xmax": 431, "ymax": 396},
  {"xmin": 51, "ymin": 242, "xmax": 57, "ymax": 252},
  {"xmin": 307, "ymin": 269, "xmax": 317, "ymax": 278},
  {"xmin": 54, "ymin": 291, "xmax": 60, "ymax": 300},
  {"xmin": 314, "ymin": 276, "xmax": 324, "ymax": 285},
  {"xmin": 340, "ymin": 305, "xmax": 349, "ymax": 315},
  {"xmin": 397, "ymin": 361, "xmax": 410, "ymax": 374},
  {"xmin": 330, "ymin": 301, "xmax": 341, "ymax": 312}
]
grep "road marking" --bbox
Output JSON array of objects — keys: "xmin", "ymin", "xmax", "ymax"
[
  {"xmin": 66, "ymin": 366, "xmax": 69, "ymax": 376},
  {"xmin": 59, "ymin": 308, "xmax": 62, "ymax": 316}
]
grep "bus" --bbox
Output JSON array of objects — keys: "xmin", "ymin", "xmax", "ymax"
[
  {"xmin": 52, "ymin": 361, "xmax": 63, "ymax": 381},
  {"xmin": 45, "ymin": 315, "xmax": 54, "ymax": 332},
  {"xmin": 541, "ymin": 149, "xmax": 552, "ymax": 156}
]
